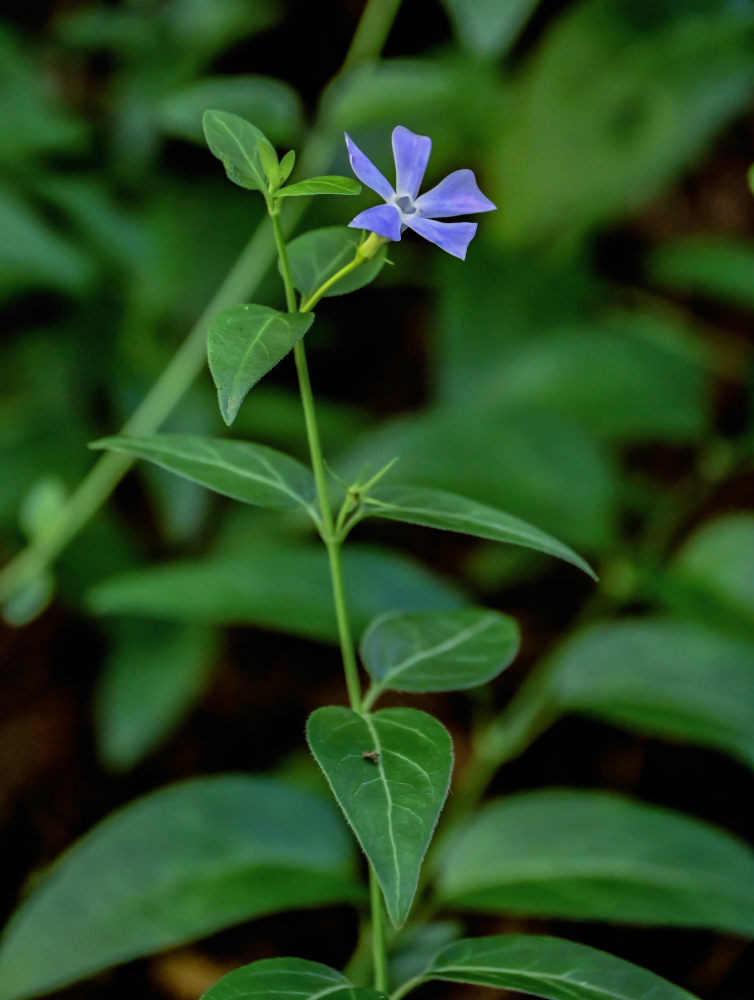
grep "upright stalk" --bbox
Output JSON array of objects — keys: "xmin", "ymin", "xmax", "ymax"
[
  {"xmin": 269, "ymin": 207, "xmax": 363, "ymax": 714},
  {"xmin": 369, "ymin": 869, "xmax": 389, "ymax": 994},
  {"xmin": 270, "ymin": 201, "xmax": 394, "ymax": 991}
]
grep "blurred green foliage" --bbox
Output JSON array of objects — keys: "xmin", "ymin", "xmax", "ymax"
[{"xmin": 1, "ymin": 0, "xmax": 753, "ymax": 997}]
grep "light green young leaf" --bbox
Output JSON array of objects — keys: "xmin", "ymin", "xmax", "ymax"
[
  {"xmin": 441, "ymin": 0, "xmax": 540, "ymax": 58},
  {"xmin": 200, "ymin": 958, "xmax": 386, "ymax": 1000},
  {"xmin": 279, "ymin": 149, "xmax": 296, "ymax": 182},
  {"xmin": 436, "ymin": 789, "xmax": 754, "ymax": 934},
  {"xmin": 361, "ymin": 608, "xmax": 519, "ymax": 700},
  {"xmin": 92, "ymin": 434, "xmax": 316, "ymax": 511},
  {"xmin": 0, "ymin": 777, "xmax": 361, "ymax": 1000},
  {"xmin": 276, "ymin": 175, "xmax": 361, "ymax": 198},
  {"xmin": 307, "ymin": 706, "xmax": 453, "ymax": 927},
  {"xmin": 546, "ymin": 619, "xmax": 754, "ymax": 770},
  {"xmin": 361, "ymin": 485, "xmax": 597, "ymax": 580},
  {"xmin": 207, "ymin": 303, "xmax": 314, "ymax": 424},
  {"xmin": 88, "ymin": 543, "xmax": 466, "ymax": 641},
  {"xmin": 202, "ymin": 109, "xmax": 277, "ymax": 192},
  {"xmin": 422, "ymin": 935, "xmax": 698, "ymax": 1000},
  {"xmin": 95, "ymin": 621, "xmax": 217, "ymax": 772},
  {"xmin": 286, "ymin": 226, "xmax": 387, "ymax": 300}
]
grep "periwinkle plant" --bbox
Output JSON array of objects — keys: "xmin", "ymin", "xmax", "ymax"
[
  {"xmin": 0, "ymin": 111, "xmax": 724, "ymax": 1000},
  {"xmin": 83, "ymin": 113, "xmax": 705, "ymax": 1000}
]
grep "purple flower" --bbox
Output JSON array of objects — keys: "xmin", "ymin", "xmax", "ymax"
[{"xmin": 344, "ymin": 126, "xmax": 496, "ymax": 260}]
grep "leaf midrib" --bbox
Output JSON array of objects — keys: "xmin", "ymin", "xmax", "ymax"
[{"xmin": 373, "ymin": 615, "xmax": 498, "ymax": 690}]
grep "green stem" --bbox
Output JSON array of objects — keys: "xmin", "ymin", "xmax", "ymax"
[
  {"xmin": 270, "ymin": 206, "xmax": 363, "ymax": 714},
  {"xmin": 343, "ymin": 0, "xmax": 403, "ymax": 72},
  {"xmin": 0, "ymin": 0, "xmax": 402, "ymax": 611},
  {"xmin": 370, "ymin": 868, "xmax": 389, "ymax": 994}
]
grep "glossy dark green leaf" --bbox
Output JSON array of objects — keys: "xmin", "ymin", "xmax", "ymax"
[
  {"xmin": 423, "ymin": 935, "xmax": 698, "ymax": 1000},
  {"xmin": 95, "ymin": 621, "xmax": 217, "ymax": 772},
  {"xmin": 276, "ymin": 175, "xmax": 360, "ymax": 198},
  {"xmin": 207, "ymin": 303, "xmax": 314, "ymax": 424},
  {"xmin": 202, "ymin": 109, "xmax": 276, "ymax": 192},
  {"xmin": 547, "ymin": 619, "xmax": 754, "ymax": 770},
  {"xmin": 0, "ymin": 777, "xmax": 361, "ymax": 1000},
  {"xmin": 361, "ymin": 485, "xmax": 597, "ymax": 579},
  {"xmin": 88, "ymin": 543, "xmax": 466, "ymax": 640},
  {"xmin": 200, "ymin": 958, "xmax": 386, "ymax": 1000},
  {"xmin": 436, "ymin": 790, "xmax": 754, "ymax": 934},
  {"xmin": 91, "ymin": 434, "xmax": 316, "ymax": 512},
  {"xmin": 361, "ymin": 608, "xmax": 519, "ymax": 700},
  {"xmin": 307, "ymin": 706, "xmax": 453, "ymax": 927},
  {"xmin": 286, "ymin": 226, "xmax": 387, "ymax": 300}
]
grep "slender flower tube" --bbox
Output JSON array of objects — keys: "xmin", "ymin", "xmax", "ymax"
[{"xmin": 345, "ymin": 125, "xmax": 496, "ymax": 259}]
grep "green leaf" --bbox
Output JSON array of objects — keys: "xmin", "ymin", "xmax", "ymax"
[
  {"xmin": 276, "ymin": 176, "xmax": 361, "ymax": 198},
  {"xmin": 436, "ymin": 789, "xmax": 754, "ymax": 934},
  {"xmin": 471, "ymin": 316, "xmax": 709, "ymax": 443},
  {"xmin": 423, "ymin": 935, "xmax": 698, "ymax": 1000},
  {"xmin": 200, "ymin": 958, "xmax": 386, "ymax": 1000},
  {"xmin": 664, "ymin": 514, "xmax": 754, "ymax": 638},
  {"xmin": 0, "ymin": 777, "xmax": 362, "ymax": 1000},
  {"xmin": 647, "ymin": 237, "xmax": 754, "ymax": 312},
  {"xmin": 157, "ymin": 76, "xmax": 302, "ymax": 147},
  {"xmin": 337, "ymin": 405, "xmax": 618, "ymax": 553},
  {"xmin": 88, "ymin": 542, "xmax": 466, "ymax": 640},
  {"xmin": 206, "ymin": 303, "xmax": 314, "ymax": 424},
  {"xmin": 91, "ymin": 434, "xmax": 316, "ymax": 512},
  {"xmin": 361, "ymin": 485, "xmax": 597, "ymax": 580},
  {"xmin": 279, "ymin": 149, "xmax": 296, "ymax": 182},
  {"xmin": 546, "ymin": 619, "xmax": 754, "ymax": 770},
  {"xmin": 307, "ymin": 706, "xmax": 453, "ymax": 927},
  {"xmin": 95, "ymin": 621, "xmax": 217, "ymax": 772},
  {"xmin": 441, "ymin": 0, "xmax": 540, "ymax": 57},
  {"xmin": 361, "ymin": 608, "xmax": 519, "ymax": 699},
  {"xmin": 286, "ymin": 226, "xmax": 387, "ymax": 300},
  {"xmin": 202, "ymin": 109, "xmax": 277, "ymax": 192}
]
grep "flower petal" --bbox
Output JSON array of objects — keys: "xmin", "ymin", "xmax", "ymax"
[
  {"xmin": 415, "ymin": 169, "xmax": 496, "ymax": 219},
  {"xmin": 348, "ymin": 204, "xmax": 403, "ymax": 241},
  {"xmin": 404, "ymin": 217, "xmax": 477, "ymax": 259},
  {"xmin": 392, "ymin": 126, "xmax": 432, "ymax": 199},
  {"xmin": 344, "ymin": 133, "xmax": 394, "ymax": 202}
]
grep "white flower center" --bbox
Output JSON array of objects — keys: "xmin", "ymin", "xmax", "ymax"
[{"xmin": 394, "ymin": 194, "xmax": 417, "ymax": 216}]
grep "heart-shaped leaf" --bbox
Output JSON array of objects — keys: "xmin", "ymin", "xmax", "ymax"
[
  {"xmin": 202, "ymin": 109, "xmax": 277, "ymax": 192},
  {"xmin": 361, "ymin": 607, "xmax": 519, "ymax": 702},
  {"xmin": 207, "ymin": 303, "xmax": 314, "ymax": 424},
  {"xmin": 201, "ymin": 958, "xmax": 386, "ymax": 1000},
  {"xmin": 362, "ymin": 485, "xmax": 597, "ymax": 579},
  {"xmin": 286, "ymin": 226, "xmax": 387, "ymax": 300},
  {"xmin": 0, "ymin": 777, "xmax": 362, "ymax": 1000},
  {"xmin": 436, "ymin": 789, "xmax": 754, "ymax": 934},
  {"xmin": 421, "ymin": 935, "xmax": 698, "ymax": 1000},
  {"xmin": 276, "ymin": 176, "xmax": 361, "ymax": 197},
  {"xmin": 307, "ymin": 706, "xmax": 453, "ymax": 927},
  {"xmin": 91, "ymin": 435, "xmax": 316, "ymax": 512}
]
